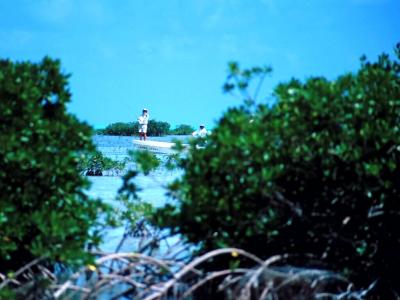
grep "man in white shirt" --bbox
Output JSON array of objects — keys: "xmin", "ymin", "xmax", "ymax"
[
  {"xmin": 138, "ymin": 108, "xmax": 149, "ymax": 140},
  {"xmin": 192, "ymin": 124, "xmax": 208, "ymax": 138}
]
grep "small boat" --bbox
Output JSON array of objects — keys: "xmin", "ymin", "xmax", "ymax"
[{"xmin": 132, "ymin": 140, "xmax": 188, "ymax": 154}]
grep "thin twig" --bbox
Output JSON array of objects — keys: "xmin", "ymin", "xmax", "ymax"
[
  {"xmin": 182, "ymin": 268, "xmax": 250, "ymax": 299},
  {"xmin": 144, "ymin": 248, "xmax": 264, "ymax": 300}
]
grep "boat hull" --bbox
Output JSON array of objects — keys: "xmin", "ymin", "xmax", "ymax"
[{"xmin": 132, "ymin": 140, "xmax": 187, "ymax": 154}]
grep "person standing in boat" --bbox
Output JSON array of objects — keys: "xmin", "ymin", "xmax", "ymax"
[
  {"xmin": 138, "ymin": 108, "xmax": 149, "ymax": 141},
  {"xmin": 192, "ymin": 124, "xmax": 208, "ymax": 138}
]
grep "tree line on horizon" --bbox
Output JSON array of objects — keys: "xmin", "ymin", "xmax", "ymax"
[{"xmin": 96, "ymin": 121, "xmax": 195, "ymax": 136}]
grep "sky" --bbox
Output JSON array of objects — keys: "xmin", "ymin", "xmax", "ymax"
[{"xmin": 1, "ymin": 0, "xmax": 399, "ymax": 129}]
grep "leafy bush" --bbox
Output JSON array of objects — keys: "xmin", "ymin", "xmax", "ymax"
[
  {"xmin": 99, "ymin": 120, "xmax": 171, "ymax": 136},
  {"xmin": 0, "ymin": 57, "xmax": 114, "ymax": 272},
  {"xmin": 77, "ymin": 150, "xmax": 127, "ymax": 176},
  {"xmin": 152, "ymin": 46, "xmax": 400, "ymax": 291},
  {"xmin": 147, "ymin": 119, "xmax": 170, "ymax": 136},
  {"xmin": 170, "ymin": 124, "xmax": 195, "ymax": 135},
  {"xmin": 98, "ymin": 122, "xmax": 136, "ymax": 136}
]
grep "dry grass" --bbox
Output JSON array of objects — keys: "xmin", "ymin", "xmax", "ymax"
[{"xmin": 1, "ymin": 226, "xmax": 380, "ymax": 299}]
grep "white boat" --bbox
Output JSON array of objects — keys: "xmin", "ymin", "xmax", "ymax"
[{"xmin": 132, "ymin": 139, "xmax": 188, "ymax": 154}]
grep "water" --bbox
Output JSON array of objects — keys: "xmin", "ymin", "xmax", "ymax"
[
  {"xmin": 93, "ymin": 134, "xmax": 189, "ymax": 159},
  {"xmin": 68, "ymin": 136, "xmax": 190, "ymax": 299},
  {"xmin": 88, "ymin": 135, "xmax": 188, "ymax": 252}
]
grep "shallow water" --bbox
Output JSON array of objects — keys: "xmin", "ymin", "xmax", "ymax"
[
  {"xmin": 93, "ymin": 134, "xmax": 189, "ymax": 159},
  {"xmin": 88, "ymin": 135, "xmax": 186, "ymax": 252}
]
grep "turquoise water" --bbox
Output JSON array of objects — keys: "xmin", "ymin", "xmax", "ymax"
[
  {"xmin": 93, "ymin": 134, "xmax": 189, "ymax": 160},
  {"xmin": 88, "ymin": 135, "xmax": 187, "ymax": 252}
]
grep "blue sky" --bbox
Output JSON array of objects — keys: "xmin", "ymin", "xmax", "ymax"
[{"xmin": 1, "ymin": 0, "xmax": 399, "ymax": 129}]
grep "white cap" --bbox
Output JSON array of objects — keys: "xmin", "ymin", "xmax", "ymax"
[
  {"xmin": 200, "ymin": 124, "xmax": 205, "ymax": 127},
  {"xmin": 143, "ymin": 108, "xmax": 148, "ymax": 111}
]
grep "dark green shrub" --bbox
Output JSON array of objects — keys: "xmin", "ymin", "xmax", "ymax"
[
  {"xmin": 99, "ymin": 120, "xmax": 171, "ymax": 136},
  {"xmin": 153, "ymin": 47, "xmax": 400, "ymax": 291},
  {"xmin": 77, "ymin": 150, "xmax": 127, "ymax": 176},
  {"xmin": 100, "ymin": 122, "xmax": 136, "ymax": 136},
  {"xmin": 170, "ymin": 124, "xmax": 195, "ymax": 135},
  {"xmin": 147, "ymin": 119, "xmax": 170, "ymax": 136},
  {"xmin": 0, "ymin": 57, "xmax": 114, "ymax": 271}
]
